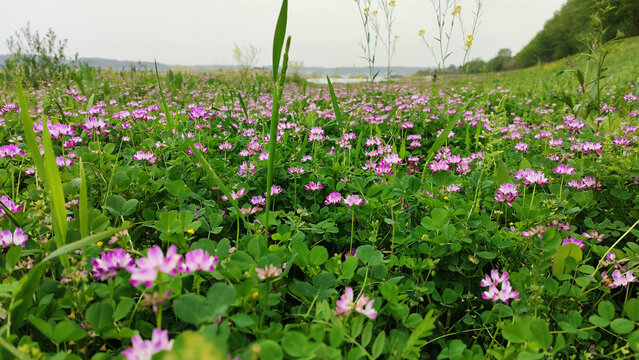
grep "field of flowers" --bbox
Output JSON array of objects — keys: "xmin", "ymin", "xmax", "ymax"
[{"xmin": 0, "ymin": 59, "xmax": 638, "ymax": 359}]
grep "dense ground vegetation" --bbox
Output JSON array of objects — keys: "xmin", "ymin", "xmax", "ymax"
[
  {"xmin": 0, "ymin": 43, "xmax": 638, "ymax": 358},
  {"xmin": 1, "ymin": 0, "xmax": 639, "ymax": 355}
]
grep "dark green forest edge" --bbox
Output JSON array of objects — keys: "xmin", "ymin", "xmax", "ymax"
[{"xmin": 461, "ymin": 0, "xmax": 639, "ymax": 73}]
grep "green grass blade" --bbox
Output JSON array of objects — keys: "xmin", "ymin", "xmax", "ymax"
[
  {"xmin": 16, "ymin": 78, "xmax": 46, "ymax": 182},
  {"xmin": 1, "ymin": 202, "xmax": 22, "ymax": 228},
  {"xmin": 326, "ymin": 76, "xmax": 343, "ymax": 128},
  {"xmin": 237, "ymin": 91, "xmax": 249, "ymax": 120},
  {"xmin": 154, "ymin": 60, "xmax": 175, "ymax": 131},
  {"xmin": 85, "ymin": 94, "xmax": 95, "ymax": 112},
  {"xmin": 0, "ymin": 325, "xmax": 30, "ymax": 359},
  {"xmin": 79, "ymin": 160, "xmax": 89, "ymax": 239},
  {"xmin": 40, "ymin": 226, "xmax": 127, "ymax": 264},
  {"xmin": 272, "ymin": 0, "xmax": 289, "ymax": 82},
  {"xmin": 17, "ymin": 78, "xmax": 68, "ymax": 268},
  {"xmin": 183, "ymin": 137, "xmax": 248, "ymax": 230},
  {"xmin": 9, "ymin": 262, "xmax": 46, "ymax": 333},
  {"xmin": 41, "ymin": 122, "xmax": 68, "ymax": 250}
]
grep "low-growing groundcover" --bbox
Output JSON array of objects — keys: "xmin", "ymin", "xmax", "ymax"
[{"xmin": 0, "ymin": 67, "xmax": 638, "ymax": 360}]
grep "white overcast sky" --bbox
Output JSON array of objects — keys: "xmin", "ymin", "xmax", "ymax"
[{"xmin": 1, "ymin": 0, "xmax": 566, "ymax": 68}]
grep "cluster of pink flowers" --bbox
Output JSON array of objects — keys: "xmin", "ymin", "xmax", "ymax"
[
  {"xmin": 0, "ymin": 228, "xmax": 28, "ymax": 247},
  {"xmin": 119, "ymin": 245, "xmax": 218, "ymax": 288},
  {"xmin": 561, "ymin": 236, "xmax": 585, "ymax": 249},
  {"xmin": 600, "ymin": 253, "xmax": 636, "ymax": 289},
  {"xmin": 552, "ymin": 163, "xmax": 574, "ymax": 175},
  {"xmin": 187, "ymin": 142, "xmax": 208, "ymax": 154},
  {"xmin": 480, "ymin": 270, "xmax": 519, "ymax": 304},
  {"xmin": 91, "ymin": 248, "xmax": 135, "ymax": 281},
  {"xmin": 0, "ymin": 144, "xmax": 24, "ymax": 159},
  {"xmin": 256, "ymin": 264, "xmax": 284, "ymax": 280},
  {"xmin": 343, "ymin": 194, "xmax": 364, "ymax": 207},
  {"xmin": 324, "ymin": 192, "xmax": 343, "ymax": 205},
  {"xmin": 304, "ymin": 181, "xmax": 323, "ymax": 191},
  {"xmin": 237, "ymin": 161, "xmax": 257, "ymax": 178},
  {"xmin": 429, "ymin": 160, "xmax": 450, "ymax": 172},
  {"xmin": 288, "ymin": 166, "xmax": 305, "ymax": 175},
  {"xmin": 513, "ymin": 142, "xmax": 529, "ymax": 152},
  {"xmin": 308, "ymin": 127, "xmax": 326, "ymax": 142},
  {"xmin": 0, "ymin": 195, "xmax": 23, "ymax": 217},
  {"xmin": 122, "ymin": 328, "xmax": 173, "ymax": 360},
  {"xmin": 582, "ymin": 141, "xmax": 604, "ymax": 156},
  {"xmin": 566, "ymin": 176, "xmax": 600, "ymax": 191},
  {"xmin": 265, "ymin": 185, "xmax": 283, "ymax": 197},
  {"xmin": 514, "ymin": 169, "xmax": 549, "ymax": 185},
  {"xmin": 56, "ymin": 156, "xmax": 74, "ymax": 168},
  {"xmin": 334, "ymin": 287, "xmax": 377, "ymax": 319},
  {"xmin": 133, "ymin": 151, "xmax": 156, "ymax": 165},
  {"xmin": 520, "ymin": 225, "xmax": 547, "ymax": 238},
  {"xmin": 494, "ymin": 183, "xmax": 519, "ymax": 207},
  {"xmin": 82, "ymin": 117, "xmax": 108, "ymax": 133}
]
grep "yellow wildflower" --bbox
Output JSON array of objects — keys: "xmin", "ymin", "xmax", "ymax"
[
  {"xmin": 418, "ymin": 29, "xmax": 425, "ymax": 36},
  {"xmin": 364, "ymin": 7, "xmax": 369, "ymax": 12},
  {"xmin": 452, "ymin": 5, "xmax": 461, "ymax": 15},
  {"xmin": 97, "ymin": 241, "xmax": 103, "ymax": 247},
  {"xmin": 252, "ymin": 291, "xmax": 260, "ymax": 299},
  {"xmin": 187, "ymin": 229, "xmax": 195, "ymax": 234},
  {"xmin": 389, "ymin": 0, "xmax": 396, "ymax": 6},
  {"xmin": 444, "ymin": 196, "xmax": 449, "ymax": 200}
]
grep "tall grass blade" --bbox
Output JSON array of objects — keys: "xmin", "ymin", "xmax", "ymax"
[
  {"xmin": 1, "ymin": 202, "xmax": 22, "ymax": 228},
  {"xmin": 154, "ymin": 60, "xmax": 175, "ymax": 131},
  {"xmin": 326, "ymin": 76, "xmax": 343, "ymax": 128},
  {"xmin": 0, "ymin": 325, "xmax": 30, "ymax": 359},
  {"xmin": 265, "ymin": 0, "xmax": 289, "ymax": 234},
  {"xmin": 237, "ymin": 91, "xmax": 249, "ymax": 120},
  {"xmin": 9, "ymin": 262, "xmax": 46, "ymax": 333},
  {"xmin": 79, "ymin": 160, "xmax": 89, "ymax": 239},
  {"xmin": 41, "ymin": 122, "xmax": 69, "ymax": 252},
  {"xmin": 40, "ymin": 226, "xmax": 127, "ymax": 264},
  {"xmin": 16, "ymin": 78, "xmax": 45, "ymax": 182},
  {"xmin": 272, "ymin": 0, "xmax": 288, "ymax": 82},
  {"xmin": 16, "ymin": 78, "xmax": 69, "ymax": 268}
]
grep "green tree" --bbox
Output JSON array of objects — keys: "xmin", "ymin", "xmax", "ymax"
[{"xmin": 2, "ymin": 23, "xmax": 74, "ymax": 87}]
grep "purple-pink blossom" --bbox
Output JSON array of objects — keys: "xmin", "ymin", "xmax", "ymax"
[
  {"xmin": 325, "ymin": 192, "xmax": 343, "ymax": 205},
  {"xmin": 179, "ymin": 249, "xmax": 218, "ymax": 274},
  {"xmin": 0, "ymin": 144, "xmax": 24, "ymax": 159},
  {"xmin": 334, "ymin": 287, "xmax": 377, "ymax": 319},
  {"xmin": 0, "ymin": 196, "xmax": 22, "ymax": 217},
  {"xmin": 92, "ymin": 248, "xmax": 135, "ymax": 281},
  {"xmin": 256, "ymin": 264, "xmax": 283, "ymax": 280},
  {"xmin": 122, "ymin": 328, "xmax": 174, "ymax": 360},
  {"xmin": 0, "ymin": 228, "xmax": 28, "ymax": 247},
  {"xmin": 480, "ymin": 270, "xmax": 519, "ymax": 304},
  {"xmin": 304, "ymin": 181, "xmax": 323, "ymax": 191},
  {"xmin": 514, "ymin": 169, "xmax": 549, "ymax": 185},
  {"xmin": 133, "ymin": 151, "xmax": 156, "ymax": 165},
  {"xmin": 494, "ymin": 183, "xmax": 519, "ymax": 207},
  {"xmin": 429, "ymin": 160, "xmax": 450, "ymax": 172},
  {"xmin": 343, "ymin": 194, "xmax": 364, "ymax": 207},
  {"xmin": 552, "ymin": 164, "xmax": 574, "ymax": 175},
  {"xmin": 127, "ymin": 245, "xmax": 182, "ymax": 288}
]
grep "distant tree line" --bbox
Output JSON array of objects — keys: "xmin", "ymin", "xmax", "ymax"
[
  {"xmin": 514, "ymin": 0, "xmax": 639, "ymax": 68},
  {"xmin": 440, "ymin": 0, "xmax": 639, "ymax": 75}
]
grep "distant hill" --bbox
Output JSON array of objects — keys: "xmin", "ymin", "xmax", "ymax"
[
  {"xmin": 515, "ymin": 0, "xmax": 639, "ymax": 68},
  {"xmin": 0, "ymin": 54, "xmax": 430, "ymax": 77}
]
